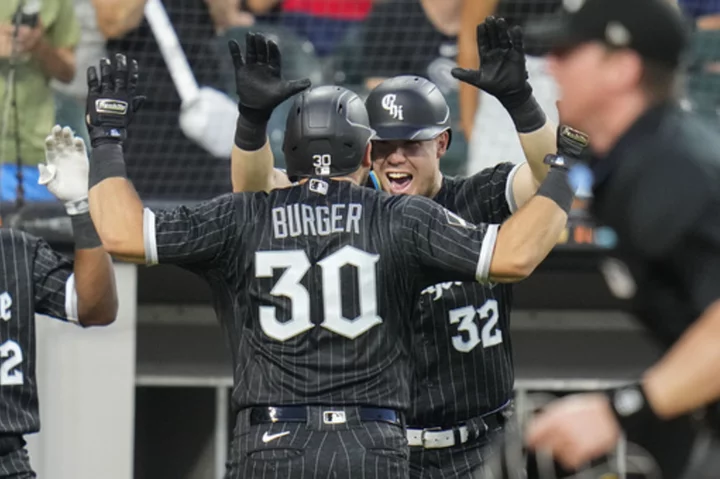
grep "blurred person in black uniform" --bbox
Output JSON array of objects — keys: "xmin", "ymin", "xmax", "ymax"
[{"xmin": 506, "ymin": 0, "xmax": 720, "ymax": 477}]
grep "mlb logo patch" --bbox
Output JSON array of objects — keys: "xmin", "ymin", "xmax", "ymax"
[{"xmin": 309, "ymin": 179, "xmax": 329, "ymax": 195}]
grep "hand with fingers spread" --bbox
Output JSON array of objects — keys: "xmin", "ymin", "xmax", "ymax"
[
  {"xmin": 452, "ymin": 16, "xmax": 530, "ymax": 106},
  {"xmin": 451, "ymin": 17, "xmax": 545, "ymax": 133},
  {"xmin": 40, "ymin": 125, "xmax": 91, "ymax": 215},
  {"xmin": 85, "ymin": 53, "xmax": 146, "ymax": 148},
  {"xmin": 229, "ymin": 32, "xmax": 311, "ymax": 151}
]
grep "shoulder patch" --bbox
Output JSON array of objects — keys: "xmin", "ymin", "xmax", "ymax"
[{"xmin": 444, "ymin": 209, "xmax": 476, "ymax": 230}]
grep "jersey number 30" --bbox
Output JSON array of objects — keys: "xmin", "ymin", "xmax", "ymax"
[{"xmin": 255, "ymin": 246, "xmax": 381, "ymax": 341}]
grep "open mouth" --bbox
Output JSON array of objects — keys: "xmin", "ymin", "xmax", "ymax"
[{"xmin": 386, "ymin": 172, "xmax": 413, "ymax": 192}]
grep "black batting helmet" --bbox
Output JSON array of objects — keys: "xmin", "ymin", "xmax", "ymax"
[
  {"xmin": 365, "ymin": 76, "xmax": 452, "ymax": 147},
  {"xmin": 283, "ymin": 86, "xmax": 375, "ymax": 181}
]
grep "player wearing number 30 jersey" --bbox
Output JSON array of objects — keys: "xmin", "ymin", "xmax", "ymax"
[{"xmin": 84, "ymin": 48, "xmax": 572, "ymax": 478}]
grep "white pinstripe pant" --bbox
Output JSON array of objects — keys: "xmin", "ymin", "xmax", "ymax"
[{"xmin": 225, "ymin": 408, "xmax": 410, "ymax": 478}]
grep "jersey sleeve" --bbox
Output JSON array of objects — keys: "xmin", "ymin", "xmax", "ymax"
[
  {"xmin": 143, "ymin": 193, "xmax": 246, "ymax": 270},
  {"xmin": 396, "ymin": 196, "xmax": 499, "ymax": 284},
  {"xmin": 32, "ymin": 238, "xmax": 78, "ymax": 323},
  {"xmin": 458, "ymin": 162, "xmax": 522, "ymax": 223}
]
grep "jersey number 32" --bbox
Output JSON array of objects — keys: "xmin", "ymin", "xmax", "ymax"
[{"xmin": 255, "ymin": 246, "xmax": 381, "ymax": 341}]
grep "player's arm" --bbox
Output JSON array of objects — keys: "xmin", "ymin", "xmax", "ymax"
[
  {"xmin": 400, "ymin": 166, "xmax": 573, "ymax": 283},
  {"xmin": 644, "ymin": 301, "xmax": 720, "ymax": 418},
  {"xmin": 88, "ymin": 144, "xmax": 242, "ymax": 267},
  {"xmin": 452, "ymin": 16, "xmax": 558, "ymax": 208},
  {"xmin": 35, "ymin": 126, "xmax": 117, "ymax": 327},
  {"xmin": 456, "ymin": 0, "xmax": 499, "ymax": 139},
  {"xmin": 82, "ymin": 54, "xmax": 243, "ymax": 268},
  {"xmin": 228, "ymin": 33, "xmax": 308, "ymax": 193}
]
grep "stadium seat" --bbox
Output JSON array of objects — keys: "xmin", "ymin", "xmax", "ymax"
[{"xmin": 217, "ymin": 24, "xmax": 327, "ymax": 168}]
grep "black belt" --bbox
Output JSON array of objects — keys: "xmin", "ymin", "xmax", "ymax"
[{"xmin": 249, "ymin": 406, "xmax": 403, "ymax": 427}]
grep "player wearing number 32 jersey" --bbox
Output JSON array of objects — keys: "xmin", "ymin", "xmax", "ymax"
[
  {"xmin": 0, "ymin": 126, "xmax": 118, "ymax": 478},
  {"xmin": 83, "ymin": 49, "xmax": 573, "ymax": 478}
]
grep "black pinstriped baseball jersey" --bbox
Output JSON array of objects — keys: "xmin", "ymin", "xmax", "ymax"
[
  {"xmin": 0, "ymin": 229, "xmax": 78, "ymax": 436},
  {"xmin": 143, "ymin": 179, "xmax": 501, "ymax": 413},
  {"xmin": 408, "ymin": 162, "xmax": 520, "ymax": 428}
]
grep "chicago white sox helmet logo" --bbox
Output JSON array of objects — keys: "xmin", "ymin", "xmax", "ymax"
[{"xmin": 381, "ymin": 94, "xmax": 404, "ymax": 120}]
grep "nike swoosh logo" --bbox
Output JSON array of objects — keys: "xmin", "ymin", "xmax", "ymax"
[{"xmin": 262, "ymin": 431, "xmax": 290, "ymax": 443}]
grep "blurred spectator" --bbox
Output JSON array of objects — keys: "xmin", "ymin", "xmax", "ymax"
[
  {"xmin": 105, "ymin": 0, "xmax": 248, "ymax": 200},
  {"xmin": 361, "ymin": 0, "xmax": 461, "ymax": 94},
  {"xmin": 52, "ymin": 0, "xmax": 112, "ymax": 150},
  {"xmin": 679, "ymin": 0, "xmax": 720, "ymax": 28},
  {"xmin": 458, "ymin": 0, "xmax": 560, "ymax": 174},
  {"xmin": 246, "ymin": 0, "xmax": 372, "ymax": 56},
  {"xmin": 0, "ymin": 0, "xmax": 79, "ymax": 201},
  {"xmin": 207, "ymin": 0, "xmax": 256, "ymax": 34},
  {"xmin": 53, "ymin": 0, "xmax": 159, "ymax": 153}
]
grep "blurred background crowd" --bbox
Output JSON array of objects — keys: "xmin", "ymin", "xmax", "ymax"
[{"xmin": 0, "ymin": 0, "xmax": 718, "ymax": 204}]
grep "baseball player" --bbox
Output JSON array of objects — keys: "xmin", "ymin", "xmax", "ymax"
[
  {"xmin": 81, "ymin": 50, "xmax": 574, "ymax": 478},
  {"xmin": 229, "ymin": 23, "xmax": 579, "ymax": 478},
  {"xmin": 515, "ymin": 0, "xmax": 720, "ymax": 476},
  {"xmin": 0, "ymin": 126, "xmax": 117, "ymax": 477}
]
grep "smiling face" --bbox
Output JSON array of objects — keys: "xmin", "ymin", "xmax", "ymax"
[{"xmin": 370, "ymin": 132, "xmax": 448, "ymax": 198}]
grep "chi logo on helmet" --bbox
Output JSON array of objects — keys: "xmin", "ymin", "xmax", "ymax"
[
  {"xmin": 381, "ymin": 94, "xmax": 404, "ymax": 121},
  {"xmin": 95, "ymin": 99, "xmax": 128, "ymax": 115}
]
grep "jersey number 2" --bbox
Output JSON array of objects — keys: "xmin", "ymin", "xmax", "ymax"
[
  {"xmin": 0, "ymin": 340, "xmax": 23, "ymax": 386},
  {"xmin": 255, "ymin": 245, "xmax": 382, "ymax": 341},
  {"xmin": 449, "ymin": 300, "xmax": 502, "ymax": 353}
]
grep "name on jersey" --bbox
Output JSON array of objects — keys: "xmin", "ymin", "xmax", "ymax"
[
  {"xmin": 0, "ymin": 292, "xmax": 10, "ymax": 321},
  {"xmin": 272, "ymin": 204, "xmax": 363, "ymax": 239},
  {"xmin": 421, "ymin": 281, "xmax": 463, "ymax": 301}
]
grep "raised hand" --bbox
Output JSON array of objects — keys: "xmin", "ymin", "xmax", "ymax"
[
  {"xmin": 85, "ymin": 53, "xmax": 145, "ymax": 147},
  {"xmin": 451, "ymin": 16, "xmax": 531, "ymax": 109},
  {"xmin": 39, "ymin": 125, "xmax": 91, "ymax": 215},
  {"xmin": 229, "ymin": 32, "xmax": 311, "ymax": 124}
]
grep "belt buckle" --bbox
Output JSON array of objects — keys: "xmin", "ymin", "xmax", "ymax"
[
  {"xmin": 421, "ymin": 427, "xmax": 443, "ymax": 448},
  {"xmin": 268, "ymin": 407, "xmax": 279, "ymax": 423},
  {"xmin": 323, "ymin": 410, "xmax": 347, "ymax": 425}
]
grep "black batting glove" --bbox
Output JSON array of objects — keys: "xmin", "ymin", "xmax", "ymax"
[
  {"xmin": 229, "ymin": 32, "xmax": 311, "ymax": 150},
  {"xmin": 86, "ymin": 54, "xmax": 145, "ymax": 148},
  {"xmin": 452, "ymin": 17, "xmax": 546, "ymax": 133},
  {"xmin": 451, "ymin": 16, "xmax": 532, "ymax": 110}
]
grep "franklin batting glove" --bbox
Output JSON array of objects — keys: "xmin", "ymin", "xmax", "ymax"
[{"xmin": 86, "ymin": 54, "xmax": 145, "ymax": 148}]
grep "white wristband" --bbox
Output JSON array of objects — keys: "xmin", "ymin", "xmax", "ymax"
[{"xmin": 64, "ymin": 197, "xmax": 90, "ymax": 216}]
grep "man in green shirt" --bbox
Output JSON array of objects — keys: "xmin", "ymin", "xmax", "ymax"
[{"xmin": 0, "ymin": 0, "xmax": 79, "ymax": 200}]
